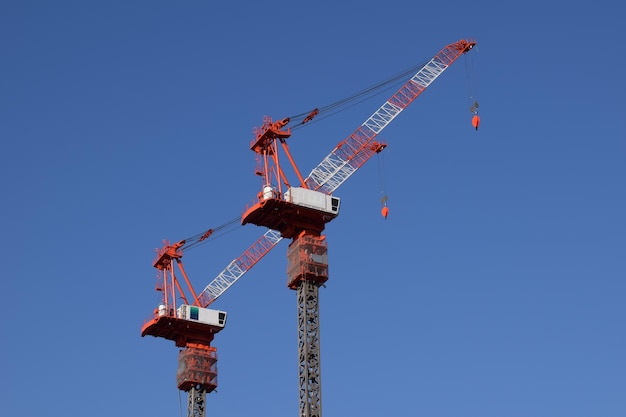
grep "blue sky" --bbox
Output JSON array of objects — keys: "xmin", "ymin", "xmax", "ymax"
[{"xmin": 2, "ymin": 1, "xmax": 624, "ymax": 416}]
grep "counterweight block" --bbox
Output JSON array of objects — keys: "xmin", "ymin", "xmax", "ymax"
[{"xmin": 176, "ymin": 346, "xmax": 218, "ymax": 392}]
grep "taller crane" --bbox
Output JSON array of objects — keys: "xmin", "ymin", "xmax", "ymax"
[
  {"xmin": 240, "ymin": 39, "xmax": 476, "ymax": 417},
  {"xmin": 141, "ymin": 38, "xmax": 476, "ymax": 417}
]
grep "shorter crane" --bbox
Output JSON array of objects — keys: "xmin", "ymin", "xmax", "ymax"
[
  {"xmin": 141, "ymin": 239, "xmax": 227, "ymax": 417},
  {"xmin": 140, "ymin": 223, "xmax": 282, "ymax": 417}
]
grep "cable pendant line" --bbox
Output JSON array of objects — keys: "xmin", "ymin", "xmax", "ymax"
[
  {"xmin": 286, "ymin": 57, "xmax": 432, "ymax": 128},
  {"xmin": 184, "ymin": 222, "xmax": 243, "ymax": 252},
  {"xmin": 290, "ymin": 78, "xmax": 405, "ymax": 132},
  {"xmin": 177, "ymin": 215, "xmax": 242, "ymax": 251}
]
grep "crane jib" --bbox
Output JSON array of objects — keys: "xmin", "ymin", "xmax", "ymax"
[
  {"xmin": 304, "ymin": 39, "xmax": 474, "ymax": 194},
  {"xmin": 198, "ymin": 229, "xmax": 283, "ymax": 307}
]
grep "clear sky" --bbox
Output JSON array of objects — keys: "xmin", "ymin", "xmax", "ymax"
[{"xmin": 2, "ymin": 1, "xmax": 624, "ymax": 416}]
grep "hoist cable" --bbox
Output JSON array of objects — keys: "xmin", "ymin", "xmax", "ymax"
[
  {"xmin": 377, "ymin": 151, "xmax": 388, "ymax": 204},
  {"xmin": 464, "ymin": 49, "xmax": 479, "ymax": 110}
]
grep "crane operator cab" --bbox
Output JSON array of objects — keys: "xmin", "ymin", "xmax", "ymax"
[
  {"xmin": 174, "ymin": 304, "xmax": 227, "ymax": 328},
  {"xmin": 283, "ymin": 187, "xmax": 340, "ymax": 217},
  {"xmin": 143, "ymin": 304, "xmax": 227, "ymax": 346},
  {"xmin": 243, "ymin": 186, "xmax": 340, "ymax": 239}
]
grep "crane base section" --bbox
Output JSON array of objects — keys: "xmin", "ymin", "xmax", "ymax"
[
  {"xmin": 141, "ymin": 314, "xmax": 224, "ymax": 347},
  {"xmin": 177, "ymin": 346, "xmax": 218, "ymax": 392}
]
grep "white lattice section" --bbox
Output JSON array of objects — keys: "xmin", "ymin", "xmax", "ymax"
[
  {"xmin": 306, "ymin": 55, "xmax": 450, "ymax": 194},
  {"xmin": 363, "ymin": 101, "xmax": 402, "ymax": 134},
  {"xmin": 199, "ymin": 229, "xmax": 283, "ymax": 305},
  {"xmin": 411, "ymin": 58, "xmax": 447, "ymax": 89},
  {"xmin": 307, "ymin": 149, "xmax": 357, "ymax": 194}
]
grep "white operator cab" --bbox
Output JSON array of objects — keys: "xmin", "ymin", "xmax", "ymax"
[
  {"xmin": 174, "ymin": 304, "xmax": 227, "ymax": 328},
  {"xmin": 284, "ymin": 187, "xmax": 340, "ymax": 217}
]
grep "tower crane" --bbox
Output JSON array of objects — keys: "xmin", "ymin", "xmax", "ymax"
[
  {"xmin": 140, "ymin": 219, "xmax": 284, "ymax": 417},
  {"xmin": 240, "ymin": 39, "xmax": 475, "ymax": 417},
  {"xmin": 141, "ymin": 38, "xmax": 476, "ymax": 417}
]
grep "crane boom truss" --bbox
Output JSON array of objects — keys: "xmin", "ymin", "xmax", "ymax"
[
  {"xmin": 198, "ymin": 229, "xmax": 283, "ymax": 307},
  {"xmin": 305, "ymin": 39, "xmax": 475, "ymax": 194}
]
